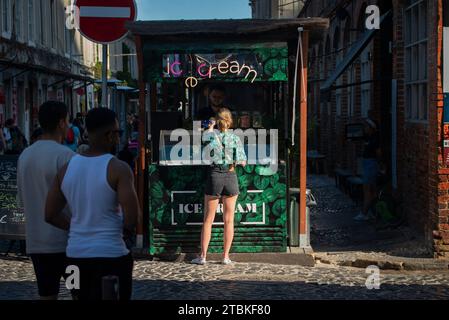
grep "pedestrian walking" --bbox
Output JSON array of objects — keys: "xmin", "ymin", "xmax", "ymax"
[
  {"xmin": 17, "ymin": 101, "xmax": 75, "ymax": 300},
  {"xmin": 64, "ymin": 116, "xmax": 81, "ymax": 152},
  {"xmin": 73, "ymin": 112, "xmax": 87, "ymax": 144},
  {"xmin": 131, "ymin": 114, "xmax": 139, "ymax": 141},
  {"xmin": 191, "ymin": 108, "xmax": 247, "ymax": 265},
  {"xmin": 45, "ymin": 108, "xmax": 140, "ymax": 300},
  {"xmin": 353, "ymin": 115, "xmax": 383, "ymax": 221},
  {"xmin": 3, "ymin": 118, "xmax": 27, "ymax": 154}
]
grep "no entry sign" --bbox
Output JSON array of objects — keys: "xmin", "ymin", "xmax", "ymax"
[{"xmin": 75, "ymin": 0, "xmax": 137, "ymax": 44}]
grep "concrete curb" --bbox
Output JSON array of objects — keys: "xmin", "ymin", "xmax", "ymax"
[
  {"xmin": 132, "ymin": 248, "xmax": 316, "ymax": 266},
  {"xmin": 314, "ymin": 253, "xmax": 449, "ymax": 271},
  {"xmin": 132, "ymin": 248, "xmax": 449, "ymax": 270}
]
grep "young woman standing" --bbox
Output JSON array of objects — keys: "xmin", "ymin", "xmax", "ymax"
[{"xmin": 191, "ymin": 108, "xmax": 247, "ymax": 265}]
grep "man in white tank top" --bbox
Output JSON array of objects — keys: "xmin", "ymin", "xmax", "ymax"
[{"xmin": 45, "ymin": 108, "xmax": 140, "ymax": 300}]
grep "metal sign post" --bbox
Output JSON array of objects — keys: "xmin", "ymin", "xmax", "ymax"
[{"xmin": 102, "ymin": 44, "xmax": 108, "ymax": 107}]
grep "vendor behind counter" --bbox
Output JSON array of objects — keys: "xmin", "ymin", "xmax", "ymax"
[{"xmin": 196, "ymin": 84, "xmax": 233, "ymax": 121}]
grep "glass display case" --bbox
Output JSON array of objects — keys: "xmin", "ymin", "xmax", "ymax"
[{"xmin": 158, "ymin": 129, "xmax": 279, "ymax": 167}]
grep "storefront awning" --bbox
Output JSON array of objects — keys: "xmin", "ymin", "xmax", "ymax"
[
  {"xmin": 115, "ymin": 86, "xmax": 136, "ymax": 91},
  {"xmin": 94, "ymin": 78, "xmax": 123, "ymax": 85},
  {"xmin": 320, "ymin": 10, "xmax": 392, "ymax": 93},
  {"xmin": 0, "ymin": 59, "xmax": 95, "ymax": 83},
  {"xmin": 127, "ymin": 18, "xmax": 329, "ymax": 43}
]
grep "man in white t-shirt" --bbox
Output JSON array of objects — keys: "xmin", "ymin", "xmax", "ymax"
[{"xmin": 17, "ymin": 101, "xmax": 75, "ymax": 300}]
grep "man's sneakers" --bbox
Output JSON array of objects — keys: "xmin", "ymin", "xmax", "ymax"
[{"xmin": 191, "ymin": 257, "xmax": 207, "ymax": 265}]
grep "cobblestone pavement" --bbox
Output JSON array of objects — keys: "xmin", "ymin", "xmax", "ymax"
[
  {"xmin": 0, "ymin": 175, "xmax": 445, "ymax": 300},
  {"xmin": 1, "ymin": 256, "xmax": 449, "ymax": 300},
  {"xmin": 308, "ymin": 174, "xmax": 431, "ymax": 257}
]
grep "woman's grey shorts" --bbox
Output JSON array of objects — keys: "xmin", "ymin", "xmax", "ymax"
[{"xmin": 205, "ymin": 169, "xmax": 240, "ymax": 197}]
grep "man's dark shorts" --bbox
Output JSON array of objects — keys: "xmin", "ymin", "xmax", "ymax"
[
  {"xmin": 67, "ymin": 253, "xmax": 134, "ymax": 300},
  {"xmin": 30, "ymin": 253, "xmax": 68, "ymax": 297}
]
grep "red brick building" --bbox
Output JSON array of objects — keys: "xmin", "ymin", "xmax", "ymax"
[{"xmin": 300, "ymin": 0, "xmax": 449, "ymax": 257}]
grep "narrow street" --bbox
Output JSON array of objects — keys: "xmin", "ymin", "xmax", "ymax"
[{"xmin": 309, "ymin": 174, "xmax": 430, "ymax": 257}]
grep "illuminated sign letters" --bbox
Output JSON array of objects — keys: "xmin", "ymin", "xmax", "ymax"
[{"xmin": 165, "ymin": 57, "xmax": 259, "ymax": 88}]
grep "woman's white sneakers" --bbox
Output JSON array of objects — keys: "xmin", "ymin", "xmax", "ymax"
[
  {"xmin": 191, "ymin": 257, "xmax": 207, "ymax": 265},
  {"xmin": 190, "ymin": 257, "xmax": 233, "ymax": 265}
]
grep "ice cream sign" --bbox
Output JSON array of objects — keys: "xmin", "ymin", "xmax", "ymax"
[
  {"xmin": 163, "ymin": 54, "xmax": 260, "ymax": 88},
  {"xmin": 171, "ymin": 190, "xmax": 266, "ymax": 226}
]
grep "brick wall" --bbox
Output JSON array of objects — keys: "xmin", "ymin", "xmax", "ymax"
[
  {"xmin": 433, "ymin": 0, "xmax": 447, "ymax": 257},
  {"xmin": 391, "ymin": 0, "xmax": 443, "ymax": 255}
]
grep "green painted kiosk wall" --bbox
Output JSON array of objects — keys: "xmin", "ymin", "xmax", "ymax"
[{"xmin": 149, "ymin": 164, "xmax": 287, "ymax": 254}]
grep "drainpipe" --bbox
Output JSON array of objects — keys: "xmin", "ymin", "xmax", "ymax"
[{"xmin": 293, "ymin": 27, "xmax": 310, "ymax": 249}]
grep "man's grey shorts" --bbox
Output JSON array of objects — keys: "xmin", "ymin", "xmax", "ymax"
[{"xmin": 205, "ymin": 168, "xmax": 240, "ymax": 197}]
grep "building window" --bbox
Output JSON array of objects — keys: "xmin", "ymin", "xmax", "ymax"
[
  {"xmin": 96, "ymin": 44, "xmax": 99, "ymax": 62},
  {"xmin": 2, "ymin": 0, "xmax": 11, "ymax": 34},
  {"xmin": 349, "ymin": 65, "xmax": 355, "ymax": 117},
  {"xmin": 39, "ymin": 0, "xmax": 44, "ymax": 45},
  {"xmin": 28, "ymin": 0, "xmax": 34, "ymax": 43},
  {"xmin": 336, "ymin": 91, "xmax": 342, "ymax": 117},
  {"xmin": 360, "ymin": 45, "xmax": 372, "ymax": 118},
  {"xmin": 405, "ymin": 0, "xmax": 428, "ymax": 122},
  {"xmin": 80, "ymin": 36, "xmax": 84, "ymax": 60},
  {"xmin": 65, "ymin": 28, "xmax": 73, "ymax": 56},
  {"xmin": 278, "ymin": 0, "xmax": 302, "ymax": 18},
  {"xmin": 50, "ymin": 0, "xmax": 56, "ymax": 48},
  {"xmin": 14, "ymin": 0, "xmax": 22, "ymax": 39}
]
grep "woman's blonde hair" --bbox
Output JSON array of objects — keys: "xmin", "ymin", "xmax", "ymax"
[{"xmin": 216, "ymin": 108, "xmax": 233, "ymax": 132}]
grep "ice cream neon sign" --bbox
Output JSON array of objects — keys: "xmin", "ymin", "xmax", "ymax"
[{"xmin": 166, "ymin": 58, "xmax": 259, "ymax": 88}]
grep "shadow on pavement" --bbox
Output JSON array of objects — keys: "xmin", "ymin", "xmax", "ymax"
[{"xmin": 1, "ymin": 279, "xmax": 448, "ymax": 300}]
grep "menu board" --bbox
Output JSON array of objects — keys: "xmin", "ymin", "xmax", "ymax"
[{"xmin": 0, "ymin": 155, "xmax": 25, "ymax": 239}]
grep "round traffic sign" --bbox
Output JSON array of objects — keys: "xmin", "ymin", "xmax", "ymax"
[{"xmin": 75, "ymin": 0, "xmax": 137, "ymax": 44}]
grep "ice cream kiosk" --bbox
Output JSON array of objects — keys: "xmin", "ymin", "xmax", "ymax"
[{"xmin": 127, "ymin": 19, "xmax": 328, "ymax": 255}]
